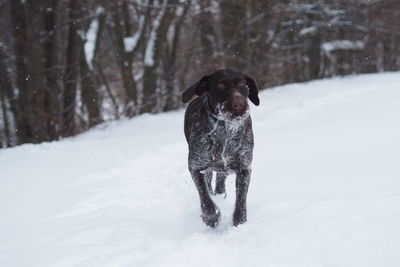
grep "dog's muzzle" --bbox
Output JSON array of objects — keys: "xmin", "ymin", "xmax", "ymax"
[{"xmin": 226, "ymin": 92, "xmax": 248, "ymax": 117}]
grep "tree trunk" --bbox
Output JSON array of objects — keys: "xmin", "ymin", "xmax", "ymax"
[
  {"xmin": 80, "ymin": 40, "xmax": 102, "ymax": 128},
  {"xmin": 9, "ymin": 0, "xmax": 33, "ymax": 144},
  {"xmin": 63, "ymin": 0, "xmax": 81, "ymax": 136},
  {"xmin": 43, "ymin": 0, "xmax": 62, "ymax": 140},
  {"xmin": 24, "ymin": 0, "xmax": 48, "ymax": 142},
  {"xmin": 111, "ymin": 1, "xmax": 137, "ymax": 117},
  {"xmin": 0, "ymin": 85, "xmax": 11, "ymax": 147},
  {"xmin": 0, "ymin": 49, "xmax": 15, "ymax": 146},
  {"xmin": 142, "ymin": 0, "xmax": 177, "ymax": 113},
  {"xmin": 220, "ymin": 0, "xmax": 248, "ymax": 70},
  {"xmin": 163, "ymin": 0, "xmax": 191, "ymax": 111},
  {"xmin": 198, "ymin": 0, "xmax": 215, "ymax": 56}
]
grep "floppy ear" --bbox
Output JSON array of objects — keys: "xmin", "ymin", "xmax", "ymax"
[
  {"xmin": 182, "ymin": 75, "xmax": 210, "ymax": 103},
  {"xmin": 245, "ymin": 75, "xmax": 260, "ymax": 106}
]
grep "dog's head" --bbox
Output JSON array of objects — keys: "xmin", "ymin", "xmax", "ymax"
[{"xmin": 182, "ymin": 69, "xmax": 260, "ymax": 118}]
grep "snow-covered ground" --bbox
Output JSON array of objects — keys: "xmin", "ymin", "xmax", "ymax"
[{"xmin": 1, "ymin": 72, "xmax": 400, "ymax": 267}]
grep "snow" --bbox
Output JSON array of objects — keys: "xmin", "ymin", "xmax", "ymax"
[
  {"xmin": 299, "ymin": 26, "xmax": 316, "ymax": 36},
  {"xmin": 322, "ymin": 40, "xmax": 365, "ymax": 54},
  {"xmin": 84, "ymin": 19, "xmax": 98, "ymax": 69},
  {"xmin": 124, "ymin": 36, "xmax": 139, "ymax": 53},
  {"xmin": 144, "ymin": 2, "xmax": 165, "ymax": 67},
  {"xmin": 144, "ymin": 27, "xmax": 156, "ymax": 66},
  {"xmin": 1, "ymin": 72, "xmax": 400, "ymax": 267},
  {"xmin": 84, "ymin": 7, "xmax": 104, "ymax": 69},
  {"xmin": 123, "ymin": 16, "xmax": 145, "ymax": 53}
]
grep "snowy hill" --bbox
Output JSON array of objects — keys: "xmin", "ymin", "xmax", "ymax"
[{"xmin": 1, "ymin": 72, "xmax": 400, "ymax": 267}]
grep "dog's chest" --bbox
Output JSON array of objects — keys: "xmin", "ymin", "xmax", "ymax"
[
  {"xmin": 208, "ymin": 126, "xmax": 239, "ymax": 155},
  {"xmin": 203, "ymin": 121, "xmax": 244, "ymax": 170}
]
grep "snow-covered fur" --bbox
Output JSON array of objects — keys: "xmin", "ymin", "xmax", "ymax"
[{"xmin": 182, "ymin": 69, "xmax": 260, "ymax": 227}]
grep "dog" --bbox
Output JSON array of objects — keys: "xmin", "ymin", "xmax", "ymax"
[{"xmin": 182, "ymin": 69, "xmax": 260, "ymax": 227}]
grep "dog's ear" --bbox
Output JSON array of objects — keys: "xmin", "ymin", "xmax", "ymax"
[
  {"xmin": 245, "ymin": 75, "xmax": 260, "ymax": 106},
  {"xmin": 182, "ymin": 75, "xmax": 210, "ymax": 103}
]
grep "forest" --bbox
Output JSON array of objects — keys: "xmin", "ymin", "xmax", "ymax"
[{"xmin": 0, "ymin": 0, "xmax": 399, "ymax": 147}]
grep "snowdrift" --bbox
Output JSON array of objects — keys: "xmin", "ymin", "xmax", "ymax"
[{"xmin": 1, "ymin": 72, "xmax": 400, "ymax": 267}]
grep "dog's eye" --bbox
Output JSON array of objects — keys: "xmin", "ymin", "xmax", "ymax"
[
  {"xmin": 238, "ymin": 80, "xmax": 246, "ymax": 87},
  {"xmin": 217, "ymin": 83, "xmax": 225, "ymax": 89}
]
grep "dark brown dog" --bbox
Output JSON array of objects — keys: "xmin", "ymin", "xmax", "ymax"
[{"xmin": 182, "ymin": 69, "xmax": 259, "ymax": 227}]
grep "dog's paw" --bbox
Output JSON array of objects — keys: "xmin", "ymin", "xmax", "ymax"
[
  {"xmin": 214, "ymin": 186, "xmax": 226, "ymax": 196},
  {"xmin": 233, "ymin": 209, "xmax": 247, "ymax": 226},
  {"xmin": 201, "ymin": 208, "xmax": 221, "ymax": 228},
  {"xmin": 213, "ymin": 191, "xmax": 227, "ymax": 200}
]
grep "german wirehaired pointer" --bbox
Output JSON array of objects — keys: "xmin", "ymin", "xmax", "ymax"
[{"xmin": 182, "ymin": 69, "xmax": 260, "ymax": 227}]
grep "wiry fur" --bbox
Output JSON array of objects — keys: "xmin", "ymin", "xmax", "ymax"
[{"xmin": 182, "ymin": 69, "xmax": 259, "ymax": 227}]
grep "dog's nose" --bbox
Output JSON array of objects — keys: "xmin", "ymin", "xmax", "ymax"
[{"xmin": 232, "ymin": 96, "xmax": 245, "ymax": 111}]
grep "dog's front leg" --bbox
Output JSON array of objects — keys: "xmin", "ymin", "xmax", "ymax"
[
  {"xmin": 190, "ymin": 169, "xmax": 220, "ymax": 227},
  {"xmin": 233, "ymin": 169, "xmax": 251, "ymax": 226},
  {"xmin": 215, "ymin": 172, "xmax": 227, "ymax": 195},
  {"xmin": 204, "ymin": 170, "xmax": 213, "ymax": 195}
]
